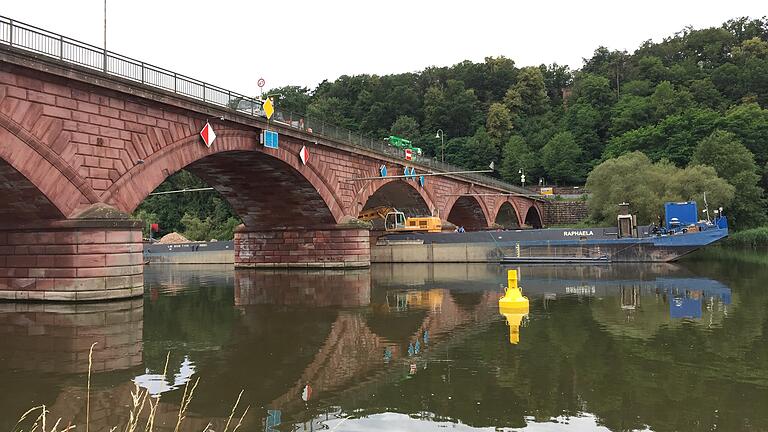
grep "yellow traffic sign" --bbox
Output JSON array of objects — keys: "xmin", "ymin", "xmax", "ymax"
[{"xmin": 263, "ymin": 97, "xmax": 274, "ymax": 120}]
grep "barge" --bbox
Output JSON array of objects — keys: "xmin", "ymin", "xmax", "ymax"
[{"xmin": 377, "ymin": 202, "xmax": 728, "ymax": 263}]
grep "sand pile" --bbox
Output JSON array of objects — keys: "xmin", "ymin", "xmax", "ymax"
[{"xmin": 157, "ymin": 232, "xmax": 190, "ymax": 244}]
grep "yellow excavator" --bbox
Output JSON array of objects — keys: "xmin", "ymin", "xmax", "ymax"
[{"xmin": 358, "ymin": 206, "xmax": 442, "ymax": 233}]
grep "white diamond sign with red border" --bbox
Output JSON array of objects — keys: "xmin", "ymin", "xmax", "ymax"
[
  {"xmin": 299, "ymin": 145, "xmax": 309, "ymax": 165},
  {"xmin": 200, "ymin": 122, "xmax": 216, "ymax": 148}
]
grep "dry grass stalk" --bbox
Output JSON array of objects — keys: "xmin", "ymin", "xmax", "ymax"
[
  {"xmin": 12, "ymin": 405, "xmax": 75, "ymax": 432},
  {"xmin": 14, "ymin": 347, "xmax": 251, "ymax": 432},
  {"xmin": 222, "ymin": 390, "xmax": 250, "ymax": 432},
  {"xmin": 86, "ymin": 342, "xmax": 98, "ymax": 432},
  {"xmin": 173, "ymin": 377, "xmax": 201, "ymax": 432}
]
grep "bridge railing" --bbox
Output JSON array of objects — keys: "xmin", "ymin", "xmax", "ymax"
[{"xmin": 0, "ymin": 15, "xmax": 528, "ymax": 194}]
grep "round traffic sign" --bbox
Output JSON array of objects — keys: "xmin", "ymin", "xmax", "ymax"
[{"xmin": 257, "ymin": 78, "xmax": 265, "ymax": 88}]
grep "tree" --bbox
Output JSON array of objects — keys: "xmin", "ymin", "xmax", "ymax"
[
  {"xmin": 586, "ymin": 152, "xmax": 734, "ymax": 225},
  {"xmin": 133, "ymin": 209, "xmax": 159, "ymax": 239},
  {"xmin": 718, "ymin": 103, "xmax": 768, "ymax": 166},
  {"xmin": 509, "ymin": 67, "xmax": 549, "ymax": 117},
  {"xmin": 541, "ymin": 132, "xmax": 584, "ymax": 184},
  {"xmin": 486, "ymin": 103, "xmax": 513, "ymax": 146},
  {"xmin": 649, "ymin": 81, "xmax": 693, "ymax": 120},
  {"xmin": 610, "ymin": 95, "xmax": 654, "ymax": 136},
  {"xmin": 306, "ymin": 96, "xmax": 348, "ymax": 126},
  {"xmin": 692, "ymin": 130, "xmax": 766, "ymax": 227},
  {"xmin": 500, "ymin": 135, "xmax": 536, "ymax": 184},
  {"xmin": 267, "ymin": 85, "xmax": 311, "ymax": 114},
  {"xmin": 464, "ymin": 127, "xmax": 498, "ymax": 170},
  {"xmin": 564, "ymin": 102, "xmax": 602, "ymax": 160},
  {"xmin": 637, "ymin": 56, "xmax": 669, "ymax": 83},
  {"xmin": 390, "ymin": 115, "xmax": 419, "ymax": 139}
]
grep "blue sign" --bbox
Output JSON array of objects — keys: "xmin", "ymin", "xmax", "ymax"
[
  {"xmin": 263, "ymin": 130, "xmax": 279, "ymax": 149},
  {"xmin": 266, "ymin": 410, "xmax": 281, "ymax": 432},
  {"xmin": 379, "ymin": 165, "xmax": 387, "ymax": 177},
  {"xmin": 419, "ymin": 175, "xmax": 425, "ymax": 188},
  {"xmin": 404, "ymin": 166, "xmax": 417, "ymax": 180}
]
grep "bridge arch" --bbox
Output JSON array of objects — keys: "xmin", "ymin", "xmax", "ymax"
[
  {"xmin": 355, "ymin": 179, "xmax": 435, "ymax": 218},
  {"xmin": 493, "ymin": 200, "xmax": 521, "ymax": 228},
  {"xmin": 0, "ymin": 114, "xmax": 98, "ymax": 222},
  {"xmin": 524, "ymin": 205, "xmax": 544, "ymax": 229},
  {"xmin": 444, "ymin": 195, "xmax": 490, "ymax": 231},
  {"xmin": 102, "ymin": 129, "xmax": 345, "ymax": 229}
]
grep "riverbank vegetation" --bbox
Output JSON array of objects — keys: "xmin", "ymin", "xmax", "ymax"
[
  {"xmin": 135, "ymin": 17, "xmax": 768, "ymax": 233},
  {"xmin": 723, "ymin": 226, "xmax": 768, "ymax": 248}
]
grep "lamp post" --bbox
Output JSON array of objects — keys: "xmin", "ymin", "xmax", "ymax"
[
  {"xmin": 435, "ymin": 129, "xmax": 445, "ymax": 163},
  {"xmin": 518, "ymin": 168, "xmax": 526, "ymax": 188}
]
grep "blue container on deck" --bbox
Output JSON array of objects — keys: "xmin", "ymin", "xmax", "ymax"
[{"xmin": 665, "ymin": 202, "xmax": 698, "ymax": 228}]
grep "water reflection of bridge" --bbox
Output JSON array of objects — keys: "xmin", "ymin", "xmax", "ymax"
[
  {"xmin": 233, "ymin": 269, "xmax": 502, "ymax": 418},
  {"xmin": 2, "ymin": 262, "xmax": 740, "ymax": 430}
]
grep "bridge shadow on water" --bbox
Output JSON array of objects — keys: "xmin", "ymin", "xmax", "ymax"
[{"xmin": 3, "ymin": 254, "xmax": 768, "ymax": 431}]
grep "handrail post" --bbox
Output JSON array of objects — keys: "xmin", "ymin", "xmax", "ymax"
[
  {"xmin": 59, "ymin": 35, "xmax": 63, "ymax": 60},
  {"xmin": 140, "ymin": 62, "xmax": 144, "ymax": 84},
  {"xmin": 203, "ymin": 82, "xmax": 206, "ymax": 102},
  {"xmin": 9, "ymin": 19, "xmax": 13, "ymax": 46},
  {"xmin": 173, "ymin": 72, "xmax": 177, "ymax": 93}
]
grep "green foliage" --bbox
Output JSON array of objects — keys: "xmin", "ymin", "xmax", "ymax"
[
  {"xmin": 485, "ymin": 103, "xmax": 513, "ymax": 145},
  {"xmin": 586, "ymin": 152, "xmax": 734, "ymax": 225},
  {"xmin": 144, "ymin": 16, "xmax": 768, "ymax": 230},
  {"xmin": 134, "ymin": 171, "xmax": 240, "ymax": 240},
  {"xmin": 508, "ymin": 67, "xmax": 549, "ymax": 117},
  {"xmin": 692, "ymin": 130, "xmax": 767, "ymax": 227},
  {"xmin": 390, "ymin": 115, "xmax": 419, "ymax": 139},
  {"xmin": 268, "ymin": 85, "xmax": 311, "ymax": 114},
  {"xmin": 500, "ymin": 135, "xmax": 536, "ymax": 184},
  {"xmin": 541, "ymin": 132, "xmax": 584, "ymax": 184},
  {"xmin": 133, "ymin": 208, "xmax": 159, "ymax": 238},
  {"xmin": 724, "ymin": 226, "xmax": 768, "ymax": 248}
]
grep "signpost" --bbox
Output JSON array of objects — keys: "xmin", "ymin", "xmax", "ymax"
[
  {"xmin": 199, "ymin": 122, "xmax": 216, "ymax": 148},
  {"xmin": 263, "ymin": 130, "xmax": 279, "ymax": 149},
  {"xmin": 263, "ymin": 97, "xmax": 274, "ymax": 120},
  {"xmin": 257, "ymin": 77, "xmax": 265, "ymax": 97}
]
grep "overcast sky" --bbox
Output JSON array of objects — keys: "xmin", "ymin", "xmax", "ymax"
[{"xmin": 3, "ymin": 1, "xmax": 765, "ymax": 96}]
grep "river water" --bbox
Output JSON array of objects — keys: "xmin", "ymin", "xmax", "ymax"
[{"xmin": 2, "ymin": 248, "xmax": 767, "ymax": 431}]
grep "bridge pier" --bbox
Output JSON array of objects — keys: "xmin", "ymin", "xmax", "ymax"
[
  {"xmin": 234, "ymin": 226, "xmax": 370, "ymax": 269},
  {"xmin": 0, "ymin": 212, "xmax": 144, "ymax": 301}
]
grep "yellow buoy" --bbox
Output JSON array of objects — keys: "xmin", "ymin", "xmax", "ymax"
[{"xmin": 499, "ymin": 270, "xmax": 529, "ymax": 344}]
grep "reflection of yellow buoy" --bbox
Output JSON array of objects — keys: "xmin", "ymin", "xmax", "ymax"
[{"xmin": 499, "ymin": 270, "xmax": 529, "ymax": 344}]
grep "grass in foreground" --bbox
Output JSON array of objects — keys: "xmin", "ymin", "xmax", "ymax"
[{"xmin": 12, "ymin": 345, "xmax": 249, "ymax": 432}]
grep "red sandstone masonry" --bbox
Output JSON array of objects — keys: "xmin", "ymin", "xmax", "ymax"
[
  {"xmin": 235, "ymin": 227, "xmax": 370, "ymax": 269},
  {"xmin": 0, "ymin": 223, "xmax": 144, "ymax": 301}
]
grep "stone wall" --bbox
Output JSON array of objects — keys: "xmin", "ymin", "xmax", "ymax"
[
  {"xmin": 542, "ymin": 201, "xmax": 589, "ymax": 225},
  {"xmin": 234, "ymin": 226, "xmax": 370, "ymax": 268}
]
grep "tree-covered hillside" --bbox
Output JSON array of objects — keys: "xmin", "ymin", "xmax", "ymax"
[
  {"xmin": 268, "ymin": 17, "xmax": 767, "ymax": 185},
  {"xmin": 138, "ymin": 17, "xmax": 768, "ymax": 234}
]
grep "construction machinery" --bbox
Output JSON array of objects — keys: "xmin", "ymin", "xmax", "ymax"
[
  {"xmin": 358, "ymin": 206, "xmax": 442, "ymax": 233},
  {"xmin": 384, "ymin": 135, "xmax": 423, "ymax": 156}
]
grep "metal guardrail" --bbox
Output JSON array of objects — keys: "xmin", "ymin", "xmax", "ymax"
[{"xmin": 0, "ymin": 15, "xmax": 529, "ymax": 194}]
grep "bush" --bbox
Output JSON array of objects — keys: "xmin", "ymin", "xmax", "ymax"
[{"xmin": 724, "ymin": 227, "xmax": 768, "ymax": 248}]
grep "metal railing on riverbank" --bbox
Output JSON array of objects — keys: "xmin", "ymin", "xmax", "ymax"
[{"xmin": 0, "ymin": 15, "xmax": 529, "ymax": 194}]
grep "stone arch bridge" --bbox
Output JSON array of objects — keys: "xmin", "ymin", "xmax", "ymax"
[{"xmin": 0, "ymin": 24, "xmax": 543, "ymax": 300}]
